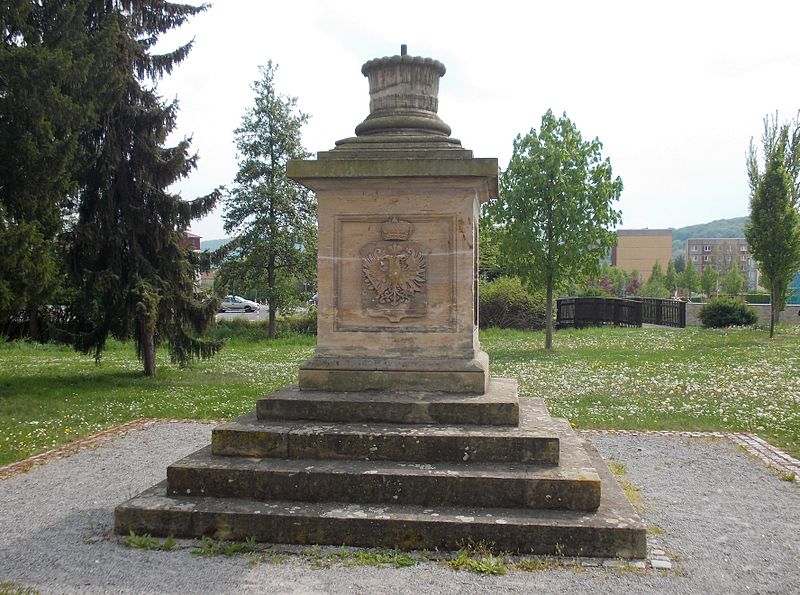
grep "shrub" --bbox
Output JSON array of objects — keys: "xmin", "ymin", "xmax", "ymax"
[
  {"xmin": 698, "ymin": 298, "xmax": 758, "ymax": 328},
  {"xmin": 206, "ymin": 311, "xmax": 318, "ymax": 341},
  {"xmin": 276, "ymin": 310, "xmax": 317, "ymax": 337},
  {"xmin": 479, "ymin": 276, "xmax": 546, "ymax": 330}
]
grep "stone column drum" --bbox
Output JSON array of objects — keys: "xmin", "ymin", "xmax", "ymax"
[{"xmin": 289, "ymin": 52, "xmax": 498, "ymax": 394}]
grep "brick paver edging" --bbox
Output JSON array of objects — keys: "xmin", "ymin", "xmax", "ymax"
[{"xmin": 1, "ymin": 420, "xmax": 797, "ymax": 484}]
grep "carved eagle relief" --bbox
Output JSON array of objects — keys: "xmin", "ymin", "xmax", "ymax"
[
  {"xmin": 362, "ymin": 243, "xmax": 426, "ymax": 306},
  {"xmin": 359, "ymin": 217, "xmax": 428, "ymax": 323}
]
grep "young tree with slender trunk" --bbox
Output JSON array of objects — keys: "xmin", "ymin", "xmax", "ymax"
[
  {"xmin": 700, "ymin": 265, "xmax": 719, "ymax": 298},
  {"xmin": 222, "ymin": 62, "xmax": 316, "ymax": 339},
  {"xmin": 745, "ymin": 114, "xmax": 800, "ymax": 338},
  {"xmin": 67, "ymin": 1, "xmax": 222, "ymax": 375},
  {"xmin": 681, "ymin": 262, "xmax": 699, "ymax": 298},
  {"xmin": 665, "ymin": 259, "xmax": 679, "ymax": 295},
  {"xmin": 490, "ymin": 110, "xmax": 623, "ymax": 350}
]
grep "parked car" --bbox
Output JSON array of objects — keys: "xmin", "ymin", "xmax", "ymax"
[{"xmin": 219, "ymin": 295, "xmax": 260, "ymax": 313}]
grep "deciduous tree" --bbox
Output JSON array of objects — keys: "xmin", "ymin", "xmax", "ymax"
[
  {"xmin": 665, "ymin": 259, "xmax": 679, "ymax": 294},
  {"xmin": 681, "ymin": 262, "xmax": 699, "ymax": 298},
  {"xmin": 700, "ymin": 266, "xmax": 719, "ymax": 298},
  {"xmin": 221, "ymin": 62, "xmax": 316, "ymax": 339},
  {"xmin": 490, "ymin": 110, "xmax": 623, "ymax": 349},
  {"xmin": 745, "ymin": 114, "xmax": 800, "ymax": 337},
  {"xmin": 721, "ymin": 264, "xmax": 745, "ymax": 296}
]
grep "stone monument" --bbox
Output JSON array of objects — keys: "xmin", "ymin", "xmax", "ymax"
[{"xmin": 115, "ymin": 47, "xmax": 646, "ymax": 558}]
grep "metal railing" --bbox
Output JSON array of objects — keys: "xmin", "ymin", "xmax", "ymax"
[{"xmin": 556, "ymin": 297, "xmax": 686, "ymax": 329}]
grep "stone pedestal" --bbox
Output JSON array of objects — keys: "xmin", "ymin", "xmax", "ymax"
[{"xmin": 114, "ymin": 48, "xmax": 646, "ymax": 558}]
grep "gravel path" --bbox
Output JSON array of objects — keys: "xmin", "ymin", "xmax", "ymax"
[{"xmin": 1, "ymin": 421, "xmax": 797, "ymax": 594}]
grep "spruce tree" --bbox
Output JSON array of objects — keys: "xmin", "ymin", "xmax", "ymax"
[
  {"xmin": 67, "ymin": 1, "xmax": 222, "ymax": 375},
  {"xmin": 221, "ymin": 61, "xmax": 316, "ymax": 339},
  {"xmin": 0, "ymin": 1, "xmax": 89, "ymax": 337}
]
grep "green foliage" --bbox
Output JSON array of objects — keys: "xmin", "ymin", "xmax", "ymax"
[
  {"xmin": 636, "ymin": 276, "xmax": 670, "ymax": 299},
  {"xmin": 490, "ymin": 109, "xmax": 623, "ymax": 350},
  {"xmin": 745, "ymin": 113, "xmax": 800, "ymax": 337},
  {"xmin": 205, "ymin": 312, "xmax": 317, "ymax": 342},
  {"xmin": 581, "ymin": 264, "xmax": 633, "ymax": 297},
  {"xmin": 700, "ymin": 266, "xmax": 719, "ymax": 297},
  {"xmin": 479, "ymin": 276, "xmax": 546, "ymax": 330},
  {"xmin": 697, "ymin": 298, "xmax": 758, "ymax": 328},
  {"xmin": 449, "ymin": 546, "xmax": 507, "ymax": 575},
  {"xmin": 0, "ymin": 1, "xmax": 91, "ymax": 336},
  {"xmin": 191, "ymin": 536, "xmax": 259, "ymax": 557},
  {"xmin": 478, "ymin": 206, "xmax": 504, "ymax": 280},
  {"xmin": 680, "ymin": 263, "xmax": 699, "ymax": 296},
  {"xmin": 649, "ymin": 261, "xmax": 664, "ymax": 284},
  {"xmin": 721, "ymin": 265, "xmax": 745, "ymax": 296},
  {"xmin": 122, "ymin": 531, "xmax": 175, "ymax": 551},
  {"xmin": 672, "ymin": 217, "xmax": 749, "ymax": 242},
  {"xmin": 65, "ymin": 1, "xmax": 222, "ymax": 375},
  {"xmin": 301, "ymin": 546, "xmax": 420, "ymax": 569},
  {"xmin": 665, "ymin": 259, "xmax": 679, "ymax": 293},
  {"xmin": 221, "ymin": 61, "xmax": 316, "ymax": 340},
  {"xmin": 743, "ymin": 292, "xmax": 771, "ymax": 304}
]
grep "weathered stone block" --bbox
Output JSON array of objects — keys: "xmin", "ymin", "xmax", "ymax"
[{"xmin": 257, "ymin": 378, "xmax": 519, "ymax": 425}]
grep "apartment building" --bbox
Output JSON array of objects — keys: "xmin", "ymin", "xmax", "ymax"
[
  {"xmin": 685, "ymin": 237, "xmax": 759, "ymax": 289},
  {"xmin": 611, "ymin": 229, "xmax": 672, "ymax": 277}
]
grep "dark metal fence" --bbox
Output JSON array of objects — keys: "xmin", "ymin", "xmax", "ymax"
[
  {"xmin": 556, "ymin": 297, "xmax": 686, "ymax": 329},
  {"xmin": 636, "ymin": 297, "xmax": 686, "ymax": 328}
]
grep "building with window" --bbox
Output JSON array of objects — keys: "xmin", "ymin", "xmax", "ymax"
[
  {"xmin": 611, "ymin": 229, "xmax": 672, "ymax": 278},
  {"xmin": 685, "ymin": 237, "xmax": 760, "ymax": 290}
]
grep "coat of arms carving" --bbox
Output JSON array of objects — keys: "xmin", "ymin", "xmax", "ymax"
[{"xmin": 360, "ymin": 218, "xmax": 428, "ymax": 322}]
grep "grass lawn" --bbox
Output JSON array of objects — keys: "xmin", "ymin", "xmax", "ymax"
[{"xmin": 1, "ymin": 325, "xmax": 798, "ymax": 467}]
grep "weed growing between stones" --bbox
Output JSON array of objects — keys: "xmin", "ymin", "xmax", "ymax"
[
  {"xmin": 0, "ymin": 583, "xmax": 39, "ymax": 595},
  {"xmin": 301, "ymin": 545, "xmax": 422, "ymax": 569},
  {"xmin": 121, "ymin": 531, "xmax": 175, "ymax": 551},
  {"xmin": 448, "ymin": 545, "xmax": 507, "ymax": 575},
  {"xmin": 191, "ymin": 536, "xmax": 258, "ymax": 557}
]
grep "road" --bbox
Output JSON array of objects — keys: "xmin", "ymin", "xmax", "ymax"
[{"xmin": 215, "ymin": 310, "xmax": 264, "ymax": 322}]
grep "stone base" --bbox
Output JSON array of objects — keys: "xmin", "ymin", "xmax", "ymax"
[
  {"xmin": 258, "ymin": 377, "xmax": 518, "ymax": 425},
  {"xmin": 115, "ymin": 441, "xmax": 644, "ymax": 557},
  {"xmin": 298, "ymin": 352, "xmax": 489, "ymax": 394},
  {"xmin": 211, "ymin": 400, "xmax": 560, "ymax": 465},
  {"xmin": 114, "ymin": 379, "xmax": 646, "ymax": 558}
]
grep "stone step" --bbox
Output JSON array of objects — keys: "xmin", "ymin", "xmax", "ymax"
[
  {"xmin": 212, "ymin": 399, "xmax": 561, "ymax": 465},
  {"xmin": 167, "ymin": 445, "xmax": 601, "ymax": 511},
  {"xmin": 116, "ymin": 441, "xmax": 646, "ymax": 558},
  {"xmin": 256, "ymin": 377, "xmax": 520, "ymax": 426}
]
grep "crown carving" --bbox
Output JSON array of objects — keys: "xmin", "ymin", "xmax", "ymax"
[{"xmin": 381, "ymin": 217, "xmax": 412, "ymax": 241}]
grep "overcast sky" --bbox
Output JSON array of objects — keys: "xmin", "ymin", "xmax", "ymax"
[{"xmin": 153, "ymin": 0, "xmax": 800, "ymax": 240}]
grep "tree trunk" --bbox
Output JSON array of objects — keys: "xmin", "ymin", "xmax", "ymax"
[
  {"xmin": 545, "ymin": 274, "xmax": 553, "ymax": 351},
  {"xmin": 769, "ymin": 282, "xmax": 777, "ymax": 339},
  {"xmin": 268, "ymin": 306, "xmax": 277, "ymax": 340},
  {"xmin": 28, "ymin": 306, "xmax": 40, "ymax": 342},
  {"xmin": 142, "ymin": 330, "xmax": 156, "ymax": 376}
]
